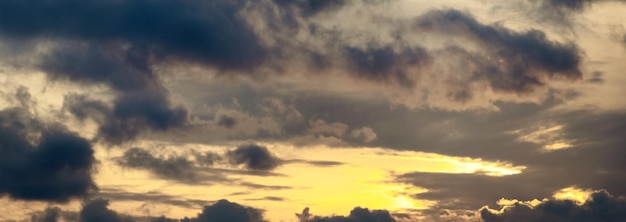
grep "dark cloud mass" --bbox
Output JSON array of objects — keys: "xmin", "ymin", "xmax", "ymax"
[
  {"xmin": 298, "ymin": 207, "xmax": 396, "ymax": 222},
  {"xmin": 417, "ymin": 9, "xmax": 582, "ymax": 93},
  {"xmin": 481, "ymin": 190, "xmax": 626, "ymax": 222},
  {"xmin": 80, "ymin": 198, "xmax": 132, "ymax": 222},
  {"xmin": 189, "ymin": 199, "xmax": 267, "ymax": 222},
  {"xmin": 218, "ymin": 115, "xmax": 237, "ymax": 129},
  {"xmin": 0, "ymin": 0, "xmax": 266, "ymax": 70},
  {"xmin": 226, "ymin": 144, "xmax": 282, "ymax": 171},
  {"xmin": 0, "ymin": 107, "xmax": 96, "ymax": 202},
  {"xmin": 0, "ymin": 0, "xmax": 270, "ymax": 144}
]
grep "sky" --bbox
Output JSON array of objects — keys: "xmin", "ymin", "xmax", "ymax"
[{"xmin": 1, "ymin": 0, "xmax": 626, "ymax": 221}]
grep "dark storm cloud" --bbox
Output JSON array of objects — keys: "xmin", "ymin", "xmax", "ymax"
[
  {"xmin": 299, "ymin": 207, "xmax": 396, "ymax": 222},
  {"xmin": 0, "ymin": 106, "xmax": 97, "ymax": 202},
  {"xmin": 344, "ymin": 44, "xmax": 431, "ymax": 88},
  {"xmin": 416, "ymin": 9, "xmax": 582, "ymax": 94},
  {"xmin": 0, "ymin": 0, "xmax": 269, "ymax": 144},
  {"xmin": 40, "ymin": 44, "xmax": 157, "ymax": 92},
  {"xmin": 80, "ymin": 198, "xmax": 132, "ymax": 222},
  {"xmin": 44, "ymin": 45, "xmax": 191, "ymax": 145},
  {"xmin": 117, "ymin": 147, "xmax": 197, "ymax": 182},
  {"xmin": 481, "ymin": 190, "xmax": 626, "ymax": 222},
  {"xmin": 226, "ymin": 144, "xmax": 282, "ymax": 171},
  {"xmin": 43, "ymin": 46, "xmax": 187, "ymax": 144},
  {"xmin": 0, "ymin": 0, "xmax": 266, "ymax": 70},
  {"xmin": 190, "ymin": 199, "xmax": 267, "ymax": 222}
]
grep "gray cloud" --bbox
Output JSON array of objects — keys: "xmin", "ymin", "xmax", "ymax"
[
  {"xmin": 299, "ymin": 207, "xmax": 396, "ymax": 222},
  {"xmin": 244, "ymin": 196, "xmax": 286, "ymax": 202},
  {"xmin": 516, "ymin": 0, "xmax": 626, "ymax": 25},
  {"xmin": 226, "ymin": 144, "xmax": 282, "ymax": 171},
  {"xmin": 151, "ymin": 216, "xmax": 179, "ymax": 222},
  {"xmin": 416, "ymin": 9, "xmax": 582, "ymax": 94},
  {"xmin": 0, "ymin": 0, "xmax": 266, "ymax": 70},
  {"xmin": 0, "ymin": 0, "xmax": 591, "ymax": 121},
  {"xmin": 97, "ymin": 188, "xmax": 214, "ymax": 209},
  {"xmin": 117, "ymin": 147, "xmax": 197, "ymax": 182},
  {"xmin": 349, "ymin": 127, "xmax": 377, "ymax": 143},
  {"xmin": 284, "ymin": 159, "xmax": 345, "ymax": 167},
  {"xmin": 60, "ymin": 78, "xmax": 187, "ymax": 145},
  {"xmin": 273, "ymin": 0, "xmax": 350, "ymax": 17},
  {"xmin": 190, "ymin": 199, "xmax": 267, "ymax": 222},
  {"xmin": 238, "ymin": 182, "xmax": 292, "ymax": 190},
  {"xmin": 31, "ymin": 207, "xmax": 62, "ymax": 222},
  {"xmin": 344, "ymin": 44, "xmax": 431, "ymax": 88},
  {"xmin": 0, "ymin": 0, "xmax": 273, "ymax": 145},
  {"xmin": 80, "ymin": 198, "xmax": 133, "ymax": 222},
  {"xmin": 217, "ymin": 115, "xmax": 237, "ymax": 129},
  {"xmin": 481, "ymin": 190, "xmax": 626, "ymax": 222},
  {"xmin": 544, "ymin": 0, "xmax": 596, "ymax": 11},
  {"xmin": 396, "ymin": 108, "xmax": 626, "ymax": 210},
  {"xmin": 114, "ymin": 146, "xmax": 308, "ymax": 185}
]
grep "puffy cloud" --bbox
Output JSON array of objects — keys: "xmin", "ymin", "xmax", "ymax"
[
  {"xmin": 191, "ymin": 199, "xmax": 267, "ymax": 222},
  {"xmin": 226, "ymin": 144, "xmax": 282, "ymax": 171},
  {"xmin": 481, "ymin": 190, "xmax": 626, "ymax": 222},
  {"xmin": 0, "ymin": 105, "xmax": 96, "ymax": 202},
  {"xmin": 80, "ymin": 198, "xmax": 133, "ymax": 222},
  {"xmin": 350, "ymin": 127, "xmax": 377, "ymax": 143}
]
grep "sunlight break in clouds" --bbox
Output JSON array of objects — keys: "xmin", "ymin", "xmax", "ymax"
[{"xmin": 1, "ymin": 0, "xmax": 626, "ymax": 221}]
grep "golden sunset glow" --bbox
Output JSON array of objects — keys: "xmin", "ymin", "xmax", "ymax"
[{"xmin": 1, "ymin": 0, "xmax": 626, "ymax": 221}]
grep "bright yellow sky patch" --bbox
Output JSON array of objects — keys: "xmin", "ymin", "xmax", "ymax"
[{"xmin": 87, "ymin": 142, "xmax": 525, "ymax": 221}]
